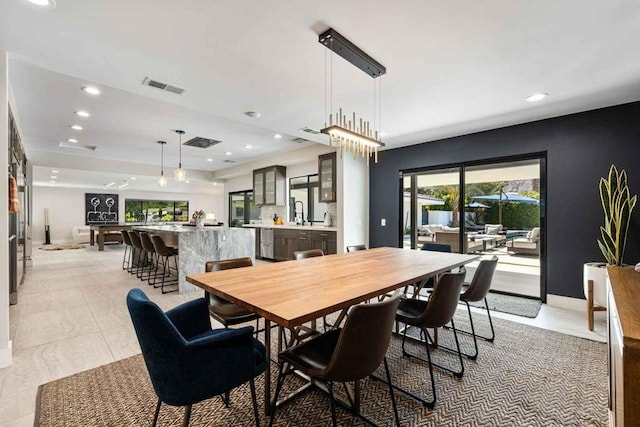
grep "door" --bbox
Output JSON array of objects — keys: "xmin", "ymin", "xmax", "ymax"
[{"xmin": 401, "ymin": 167, "xmax": 461, "ymax": 251}]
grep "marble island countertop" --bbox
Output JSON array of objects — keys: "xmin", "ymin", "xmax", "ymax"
[
  {"xmin": 242, "ymin": 224, "xmax": 338, "ymax": 232},
  {"xmin": 133, "ymin": 225, "xmax": 225, "ymax": 233}
]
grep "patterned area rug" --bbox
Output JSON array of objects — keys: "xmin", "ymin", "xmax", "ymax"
[
  {"xmin": 35, "ymin": 316, "xmax": 606, "ymax": 426},
  {"xmin": 468, "ymin": 292, "xmax": 542, "ymax": 318},
  {"xmin": 39, "ymin": 244, "xmax": 85, "ymax": 251}
]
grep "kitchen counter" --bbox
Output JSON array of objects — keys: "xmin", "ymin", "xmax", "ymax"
[
  {"xmin": 242, "ymin": 224, "xmax": 338, "ymax": 232},
  {"xmin": 134, "ymin": 225, "xmax": 254, "ymax": 294}
]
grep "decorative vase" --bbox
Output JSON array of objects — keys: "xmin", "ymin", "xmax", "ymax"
[
  {"xmin": 583, "ymin": 262, "xmax": 607, "ymax": 307},
  {"xmin": 196, "ymin": 218, "xmax": 205, "ymax": 228}
]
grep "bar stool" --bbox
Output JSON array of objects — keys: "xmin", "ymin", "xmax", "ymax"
[
  {"xmin": 151, "ymin": 235, "xmax": 179, "ymax": 294},
  {"xmin": 139, "ymin": 232, "xmax": 160, "ymax": 287},
  {"xmin": 121, "ymin": 230, "xmax": 133, "ymax": 272},
  {"xmin": 127, "ymin": 231, "xmax": 145, "ymax": 277}
]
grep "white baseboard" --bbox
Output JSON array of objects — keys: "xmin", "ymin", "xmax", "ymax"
[
  {"xmin": 547, "ymin": 294, "xmax": 587, "ymax": 312},
  {"xmin": 0, "ymin": 341, "xmax": 12, "ymax": 368}
]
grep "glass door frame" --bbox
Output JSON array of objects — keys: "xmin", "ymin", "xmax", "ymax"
[{"xmin": 399, "ymin": 152, "xmax": 547, "ymax": 302}]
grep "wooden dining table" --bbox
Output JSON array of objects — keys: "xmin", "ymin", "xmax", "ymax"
[{"xmin": 186, "ymin": 246, "xmax": 478, "ymax": 414}]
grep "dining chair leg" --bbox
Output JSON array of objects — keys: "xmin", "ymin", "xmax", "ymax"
[
  {"xmin": 249, "ymin": 379, "xmax": 260, "ymax": 427},
  {"xmin": 327, "ymin": 381, "xmax": 338, "ymax": 427},
  {"xmin": 268, "ymin": 364, "xmax": 286, "ymax": 427},
  {"xmin": 383, "ymin": 357, "xmax": 401, "ymax": 427},
  {"xmin": 182, "ymin": 404, "xmax": 192, "ymax": 427},
  {"xmin": 152, "ymin": 398, "xmax": 161, "ymax": 427}
]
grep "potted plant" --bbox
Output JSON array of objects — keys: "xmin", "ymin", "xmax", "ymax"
[{"xmin": 584, "ymin": 165, "xmax": 637, "ymax": 330}]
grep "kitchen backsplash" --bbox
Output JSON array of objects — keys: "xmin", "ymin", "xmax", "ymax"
[{"xmin": 260, "ymin": 202, "xmax": 337, "ymax": 225}]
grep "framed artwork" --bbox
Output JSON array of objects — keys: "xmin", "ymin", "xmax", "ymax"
[{"xmin": 85, "ymin": 193, "xmax": 119, "ymax": 225}]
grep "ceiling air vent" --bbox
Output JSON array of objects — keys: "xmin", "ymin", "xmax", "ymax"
[
  {"xmin": 299, "ymin": 127, "xmax": 320, "ymax": 135},
  {"xmin": 141, "ymin": 77, "xmax": 187, "ymax": 95},
  {"xmin": 291, "ymin": 137, "xmax": 310, "ymax": 143},
  {"xmin": 183, "ymin": 137, "xmax": 222, "ymax": 149},
  {"xmin": 59, "ymin": 141, "xmax": 97, "ymax": 151},
  {"xmin": 223, "ymin": 159, "xmax": 236, "ymax": 163}
]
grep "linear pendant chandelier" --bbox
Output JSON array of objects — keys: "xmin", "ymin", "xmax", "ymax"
[{"xmin": 319, "ymin": 28, "xmax": 386, "ymax": 164}]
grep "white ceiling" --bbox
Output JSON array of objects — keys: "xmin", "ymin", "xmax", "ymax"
[{"xmin": 3, "ymin": 0, "xmax": 640, "ymax": 189}]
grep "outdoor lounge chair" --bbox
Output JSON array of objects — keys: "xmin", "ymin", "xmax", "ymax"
[{"xmin": 506, "ymin": 227, "xmax": 540, "ymax": 255}]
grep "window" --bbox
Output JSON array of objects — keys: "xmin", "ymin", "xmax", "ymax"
[
  {"xmin": 124, "ymin": 199, "xmax": 189, "ymax": 223},
  {"xmin": 289, "ymin": 175, "xmax": 323, "ymax": 223},
  {"xmin": 228, "ymin": 191, "xmax": 260, "ymax": 227}
]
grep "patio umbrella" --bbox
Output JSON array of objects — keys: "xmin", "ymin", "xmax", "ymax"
[
  {"xmin": 471, "ymin": 191, "xmax": 539, "ymax": 223},
  {"xmin": 466, "ymin": 201, "xmax": 490, "ymax": 208}
]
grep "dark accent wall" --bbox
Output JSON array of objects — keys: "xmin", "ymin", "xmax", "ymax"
[{"xmin": 369, "ymin": 101, "xmax": 640, "ymax": 299}]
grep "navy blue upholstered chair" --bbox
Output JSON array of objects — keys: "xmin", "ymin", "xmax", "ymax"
[{"xmin": 126, "ymin": 288, "xmax": 267, "ymax": 427}]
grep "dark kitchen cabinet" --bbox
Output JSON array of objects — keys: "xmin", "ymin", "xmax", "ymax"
[
  {"xmin": 318, "ymin": 153, "xmax": 336, "ymax": 203},
  {"xmin": 253, "ymin": 166, "xmax": 286, "ymax": 206},
  {"xmin": 274, "ymin": 228, "xmax": 299, "ymax": 261},
  {"xmin": 311, "ymin": 230, "xmax": 337, "ymax": 255},
  {"xmin": 272, "ymin": 228, "xmax": 337, "ymax": 261}
]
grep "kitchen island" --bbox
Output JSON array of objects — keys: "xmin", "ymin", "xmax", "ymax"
[{"xmin": 133, "ymin": 225, "xmax": 255, "ymax": 294}]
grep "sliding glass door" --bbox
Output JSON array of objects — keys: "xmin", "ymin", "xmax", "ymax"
[
  {"xmin": 401, "ymin": 155, "xmax": 545, "ymax": 300},
  {"xmin": 402, "ymin": 167, "xmax": 461, "ymax": 250}
]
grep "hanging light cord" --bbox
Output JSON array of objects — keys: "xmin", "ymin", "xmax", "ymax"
[{"xmin": 161, "ymin": 143, "xmax": 164, "ymax": 174}]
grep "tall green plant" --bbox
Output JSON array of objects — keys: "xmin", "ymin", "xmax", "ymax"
[{"xmin": 598, "ymin": 165, "xmax": 637, "ymax": 266}]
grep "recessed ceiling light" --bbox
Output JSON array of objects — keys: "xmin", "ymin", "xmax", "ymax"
[
  {"xmin": 75, "ymin": 110, "xmax": 90, "ymax": 118},
  {"xmin": 185, "ymin": 180, "xmax": 190, "ymax": 184},
  {"xmin": 245, "ymin": 145, "xmax": 252, "ymax": 149},
  {"xmin": 70, "ymin": 125, "xmax": 83, "ymax": 130},
  {"xmin": 244, "ymin": 111, "xmax": 262, "ymax": 118},
  {"xmin": 51, "ymin": 170, "xmax": 59, "ymax": 173},
  {"xmin": 213, "ymin": 182, "xmax": 217, "ymax": 186},
  {"xmin": 130, "ymin": 177, "xmax": 136, "ymax": 180},
  {"xmin": 273, "ymin": 133, "xmax": 282, "ymax": 139},
  {"xmin": 206, "ymin": 158, "xmax": 213, "ymax": 162},
  {"xmin": 82, "ymin": 86, "xmax": 101, "ymax": 95},
  {"xmin": 525, "ymin": 93, "xmax": 549, "ymax": 102},
  {"xmin": 27, "ymin": 0, "xmax": 55, "ymax": 7},
  {"xmin": 67, "ymin": 138, "xmax": 78, "ymax": 143},
  {"xmin": 49, "ymin": 180, "xmax": 56, "ymax": 184},
  {"xmin": 225, "ymin": 151, "xmax": 232, "ymax": 156},
  {"xmin": 50, "ymin": 176, "xmax": 57, "ymax": 179}
]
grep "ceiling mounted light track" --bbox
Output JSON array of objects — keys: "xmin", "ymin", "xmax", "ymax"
[
  {"xmin": 174, "ymin": 130, "xmax": 186, "ymax": 182},
  {"xmin": 319, "ymin": 28, "xmax": 386, "ymax": 164}
]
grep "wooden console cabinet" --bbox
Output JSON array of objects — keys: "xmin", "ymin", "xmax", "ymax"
[{"xmin": 607, "ymin": 266, "xmax": 640, "ymax": 427}]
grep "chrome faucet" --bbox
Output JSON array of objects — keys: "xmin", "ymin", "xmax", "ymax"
[{"xmin": 294, "ymin": 201, "xmax": 305, "ymax": 225}]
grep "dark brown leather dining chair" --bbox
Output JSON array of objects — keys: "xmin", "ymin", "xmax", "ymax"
[
  {"xmin": 292, "ymin": 248, "xmax": 324, "ymax": 260},
  {"xmin": 457, "ymin": 256, "xmax": 498, "ymax": 359},
  {"xmin": 269, "ymin": 293, "xmax": 402, "ymax": 427},
  {"xmin": 204, "ymin": 258, "xmax": 259, "ymax": 330},
  {"xmin": 346, "ymin": 244, "xmax": 367, "ymax": 252},
  {"xmin": 394, "ymin": 269, "xmax": 466, "ymax": 409}
]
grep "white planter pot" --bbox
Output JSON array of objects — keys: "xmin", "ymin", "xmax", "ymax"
[{"xmin": 583, "ymin": 262, "xmax": 608, "ymax": 308}]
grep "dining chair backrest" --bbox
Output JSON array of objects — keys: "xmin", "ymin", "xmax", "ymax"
[
  {"xmin": 128, "ymin": 230, "xmax": 143, "ymax": 249},
  {"xmin": 121, "ymin": 230, "xmax": 132, "ymax": 246},
  {"xmin": 151, "ymin": 235, "xmax": 174, "ymax": 257},
  {"xmin": 206, "ymin": 257, "xmax": 253, "ymax": 272},
  {"xmin": 421, "ymin": 242, "xmax": 451, "ymax": 253},
  {"xmin": 293, "ymin": 249, "xmax": 324, "ymax": 260},
  {"xmin": 419, "ymin": 269, "xmax": 466, "ymax": 328},
  {"xmin": 461, "ymin": 256, "xmax": 498, "ymax": 302},
  {"xmin": 321, "ymin": 292, "xmax": 401, "ymax": 383},
  {"xmin": 140, "ymin": 232, "xmax": 156, "ymax": 253},
  {"xmin": 346, "ymin": 245, "xmax": 367, "ymax": 252}
]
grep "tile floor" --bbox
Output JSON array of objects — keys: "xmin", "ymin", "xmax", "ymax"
[{"xmin": 0, "ymin": 244, "xmax": 607, "ymax": 426}]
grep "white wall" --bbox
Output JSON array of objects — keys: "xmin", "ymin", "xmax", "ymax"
[
  {"xmin": 32, "ymin": 186, "xmax": 224, "ymax": 244},
  {"xmin": 337, "ymin": 153, "xmax": 369, "ymax": 253},
  {"xmin": 0, "ymin": 50, "xmax": 11, "ymax": 367}
]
